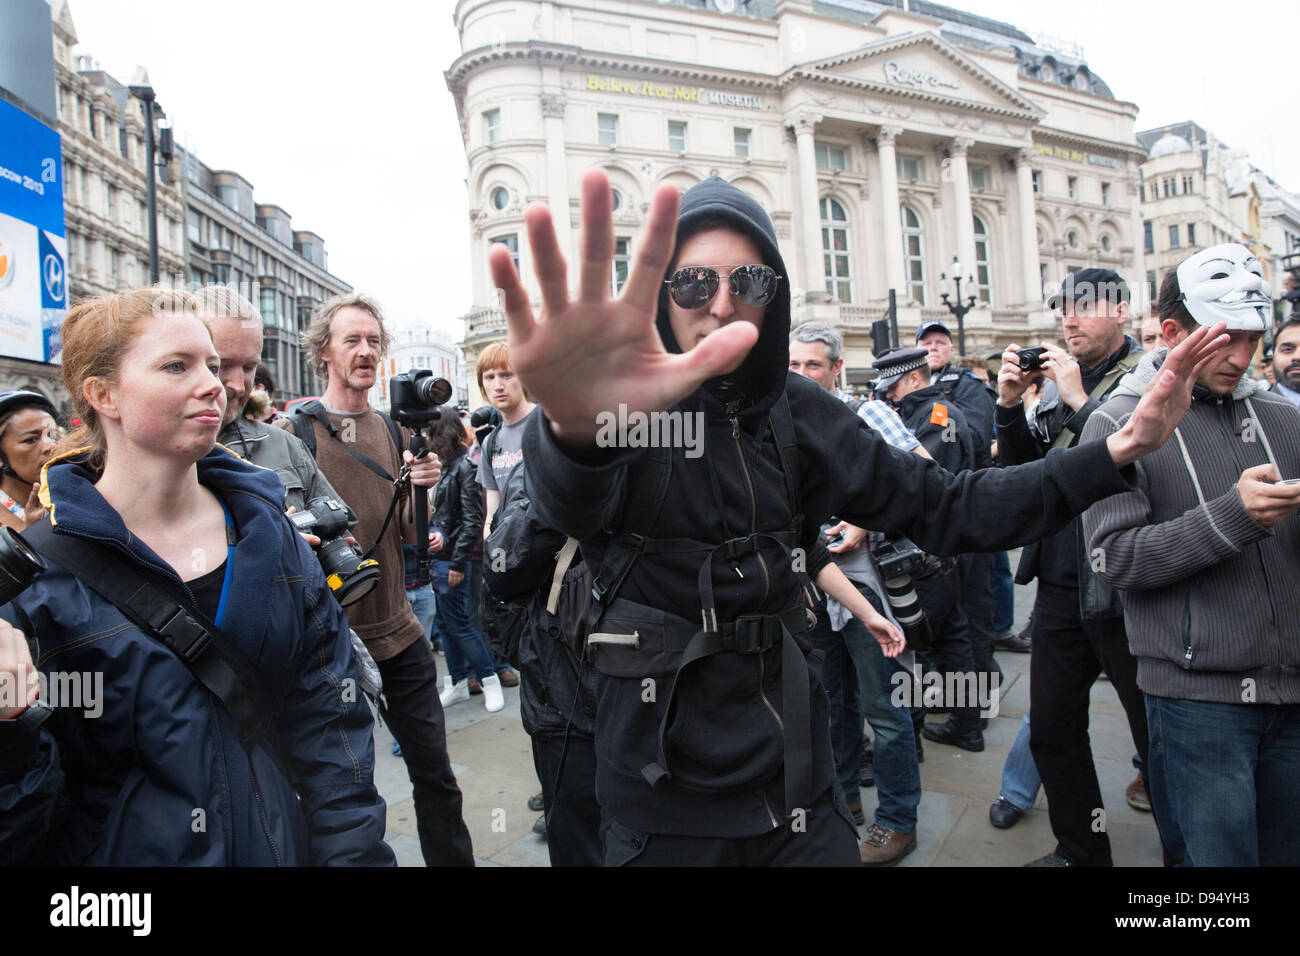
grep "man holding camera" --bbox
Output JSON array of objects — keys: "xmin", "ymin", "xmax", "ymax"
[
  {"xmin": 995, "ymin": 268, "xmax": 1149, "ymax": 867},
  {"xmin": 299, "ymin": 292, "xmax": 474, "ymax": 867}
]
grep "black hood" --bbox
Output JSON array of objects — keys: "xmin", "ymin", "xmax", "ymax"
[{"xmin": 655, "ymin": 177, "xmax": 791, "ymax": 419}]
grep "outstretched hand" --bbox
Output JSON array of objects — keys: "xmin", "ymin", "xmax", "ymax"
[
  {"xmin": 487, "ymin": 168, "xmax": 758, "ymax": 450},
  {"xmin": 1105, "ymin": 321, "xmax": 1229, "ymax": 469}
]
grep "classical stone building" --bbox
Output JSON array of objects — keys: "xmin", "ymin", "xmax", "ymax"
[
  {"xmin": 1138, "ymin": 121, "xmax": 1300, "ymax": 314},
  {"xmin": 447, "ymin": 0, "xmax": 1147, "ymax": 394},
  {"xmin": 365, "ymin": 325, "xmax": 468, "ymax": 411}
]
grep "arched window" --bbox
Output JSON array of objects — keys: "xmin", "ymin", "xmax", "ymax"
[
  {"xmin": 973, "ymin": 215, "xmax": 993, "ymax": 305},
  {"xmin": 820, "ymin": 197, "xmax": 852, "ymax": 303},
  {"xmin": 901, "ymin": 206, "xmax": 926, "ymax": 305}
]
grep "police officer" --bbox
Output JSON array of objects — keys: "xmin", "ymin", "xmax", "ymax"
[
  {"xmin": 915, "ymin": 320, "xmax": 996, "ymax": 467},
  {"xmin": 874, "ymin": 348, "xmax": 990, "ymax": 751}
]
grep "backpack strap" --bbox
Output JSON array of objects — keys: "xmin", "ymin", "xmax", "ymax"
[
  {"xmin": 293, "ymin": 400, "xmax": 400, "ymax": 483},
  {"xmin": 1049, "ymin": 349, "xmax": 1144, "ymax": 450},
  {"xmin": 22, "ymin": 519, "xmax": 299, "ymax": 789}
]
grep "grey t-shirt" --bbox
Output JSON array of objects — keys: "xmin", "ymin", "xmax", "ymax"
[{"xmin": 477, "ymin": 407, "xmax": 536, "ymax": 491}]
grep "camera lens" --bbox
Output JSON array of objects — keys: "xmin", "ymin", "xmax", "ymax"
[
  {"xmin": 882, "ymin": 573, "xmax": 931, "ymax": 652},
  {"xmin": 317, "ymin": 539, "xmax": 381, "ymax": 606},
  {"xmin": 0, "ymin": 527, "xmax": 46, "ymax": 605},
  {"xmin": 415, "ymin": 375, "xmax": 453, "ymax": 407}
]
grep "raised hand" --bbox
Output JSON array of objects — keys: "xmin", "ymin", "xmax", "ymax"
[
  {"xmin": 487, "ymin": 168, "xmax": 758, "ymax": 450},
  {"xmin": 1105, "ymin": 321, "xmax": 1229, "ymax": 468}
]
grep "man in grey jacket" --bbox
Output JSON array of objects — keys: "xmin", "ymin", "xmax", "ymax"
[
  {"xmin": 200, "ymin": 287, "xmax": 347, "ymax": 514},
  {"xmin": 1082, "ymin": 244, "xmax": 1300, "ymax": 866}
]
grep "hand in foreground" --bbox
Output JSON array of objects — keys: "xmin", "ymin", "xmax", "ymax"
[
  {"xmin": 1037, "ymin": 343, "xmax": 1087, "ymax": 411},
  {"xmin": 488, "ymin": 168, "xmax": 759, "ymax": 449},
  {"xmin": 0, "ymin": 619, "xmax": 38, "ymax": 720},
  {"xmin": 868, "ymin": 616, "xmax": 906, "ymax": 659},
  {"xmin": 996, "ymin": 344, "xmax": 1038, "ymax": 408},
  {"xmin": 824, "ymin": 521, "xmax": 866, "ymax": 554},
  {"xmin": 405, "ymin": 450, "xmax": 441, "ymax": 488},
  {"xmin": 1104, "ymin": 322, "xmax": 1228, "ymax": 469},
  {"xmin": 22, "ymin": 483, "xmax": 45, "ymax": 528},
  {"xmin": 1237, "ymin": 464, "xmax": 1300, "ymax": 528},
  {"xmin": 448, "ymin": 568, "xmax": 464, "ymax": 588},
  {"xmin": 285, "ymin": 506, "xmax": 320, "ymax": 548}
]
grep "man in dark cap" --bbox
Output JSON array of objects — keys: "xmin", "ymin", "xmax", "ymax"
[
  {"xmin": 487, "ymin": 169, "xmax": 1226, "ymax": 865},
  {"xmin": 994, "ymin": 267, "xmax": 1151, "ymax": 867},
  {"xmin": 875, "ymin": 347, "xmax": 977, "ymax": 473}
]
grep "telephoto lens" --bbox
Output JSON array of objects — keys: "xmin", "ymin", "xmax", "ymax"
[
  {"xmin": 881, "ymin": 572, "xmax": 932, "ymax": 652},
  {"xmin": 0, "ymin": 526, "xmax": 47, "ymax": 605},
  {"xmin": 287, "ymin": 497, "xmax": 380, "ymax": 607}
]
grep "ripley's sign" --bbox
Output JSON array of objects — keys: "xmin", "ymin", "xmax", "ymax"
[{"xmin": 883, "ymin": 60, "xmax": 961, "ymax": 91}]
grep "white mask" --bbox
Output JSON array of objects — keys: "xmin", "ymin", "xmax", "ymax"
[{"xmin": 1175, "ymin": 243, "xmax": 1272, "ymax": 330}]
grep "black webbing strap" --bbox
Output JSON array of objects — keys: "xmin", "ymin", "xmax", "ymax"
[
  {"xmin": 22, "ymin": 519, "xmax": 298, "ymax": 789},
  {"xmin": 640, "ymin": 605, "xmax": 812, "ymax": 816},
  {"xmin": 768, "ymin": 392, "xmax": 802, "ymax": 530},
  {"xmin": 296, "ymin": 401, "xmax": 399, "ymax": 483}
]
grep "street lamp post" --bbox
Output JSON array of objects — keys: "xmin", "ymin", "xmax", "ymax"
[
  {"xmin": 939, "ymin": 255, "xmax": 977, "ymax": 356},
  {"xmin": 128, "ymin": 68, "xmax": 161, "ymax": 284}
]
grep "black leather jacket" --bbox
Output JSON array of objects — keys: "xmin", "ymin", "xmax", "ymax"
[{"xmin": 432, "ymin": 450, "xmax": 484, "ymax": 572}]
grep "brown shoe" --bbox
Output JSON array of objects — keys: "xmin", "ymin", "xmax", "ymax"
[
  {"xmin": 468, "ymin": 677, "xmax": 482, "ymax": 695},
  {"xmin": 1125, "ymin": 774, "xmax": 1151, "ymax": 812},
  {"xmin": 858, "ymin": 823, "xmax": 917, "ymax": 866},
  {"xmin": 497, "ymin": 668, "xmax": 520, "ymax": 687}
]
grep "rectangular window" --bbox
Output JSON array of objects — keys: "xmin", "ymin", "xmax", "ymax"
[
  {"xmin": 815, "ymin": 143, "xmax": 848, "ymax": 171},
  {"xmin": 88, "ymin": 106, "xmax": 96, "ymax": 138},
  {"xmin": 110, "ymin": 248, "xmax": 120, "ymax": 282},
  {"xmin": 187, "ymin": 209, "xmax": 201, "ymax": 244},
  {"xmin": 1187, "ymin": 223, "xmax": 1196, "ymax": 246},
  {"xmin": 1163, "ymin": 178, "xmax": 1174, "ymax": 198},
  {"xmin": 733, "ymin": 127, "xmax": 750, "ymax": 159},
  {"xmin": 1182, "ymin": 175, "xmax": 1194, "ymax": 194},
  {"xmin": 106, "ymin": 184, "xmax": 117, "ymax": 221},
  {"xmin": 484, "ymin": 109, "xmax": 501, "ymax": 145},
  {"xmin": 667, "ymin": 120, "xmax": 686, "ymax": 153},
  {"xmin": 968, "ymin": 164, "xmax": 989, "ymax": 190},
  {"xmin": 118, "ymin": 122, "xmax": 128, "ymax": 160},
  {"xmin": 598, "ymin": 113, "xmax": 619, "ymax": 148},
  {"xmin": 1144, "ymin": 221, "xmax": 1153, "ymax": 254},
  {"xmin": 612, "ymin": 238, "xmax": 631, "ymax": 296},
  {"xmin": 491, "ymin": 234, "xmax": 519, "ymax": 274},
  {"xmin": 1067, "ymin": 176, "xmax": 1078, "ymax": 199},
  {"xmin": 1169, "ymin": 224, "xmax": 1180, "ymax": 249},
  {"xmin": 1147, "ymin": 270, "xmax": 1157, "ymax": 303},
  {"xmin": 139, "ymin": 201, "xmax": 147, "ymax": 231},
  {"xmin": 1101, "ymin": 182, "xmax": 1111, "ymax": 206},
  {"xmin": 898, "ymin": 155, "xmax": 922, "ymax": 182},
  {"xmin": 1031, "ymin": 170, "xmax": 1041, "ymax": 194}
]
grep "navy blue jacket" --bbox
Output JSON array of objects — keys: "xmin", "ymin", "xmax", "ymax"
[{"xmin": 0, "ymin": 445, "xmax": 394, "ymax": 865}]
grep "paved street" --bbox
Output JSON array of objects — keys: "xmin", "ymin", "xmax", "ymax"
[{"xmin": 374, "ymin": 554, "xmax": 1162, "ymax": 866}]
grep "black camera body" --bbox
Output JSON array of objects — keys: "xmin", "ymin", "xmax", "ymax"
[
  {"xmin": 389, "ymin": 369, "xmax": 452, "ymax": 428},
  {"xmin": 873, "ymin": 535, "xmax": 928, "ymax": 579},
  {"xmin": 288, "ymin": 496, "xmax": 379, "ymax": 607},
  {"xmin": 1017, "ymin": 347, "xmax": 1047, "ymax": 372}
]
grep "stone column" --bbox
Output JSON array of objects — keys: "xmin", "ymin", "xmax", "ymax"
[
  {"xmin": 1015, "ymin": 147, "xmax": 1041, "ymax": 305},
  {"xmin": 540, "ymin": 92, "xmax": 573, "ymax": 263},
  {"xmin": 1127, "ymin": 177, "xmax": 1146, "ymax": 311},
  {"xmin": 792, "ymin": 112, "xmax": 826, "ymax": 301},
  {"xmin": 948, "ymin": 137, "xmax": 977, "ymax": 292},
  {"xmin": 876, "ymin": 124, "xmax": 906, "ymax": 296}
]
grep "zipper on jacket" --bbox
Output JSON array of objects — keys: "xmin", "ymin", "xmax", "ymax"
[
  {"xmin": 730, "ymin": 422, "xmax": 770, "ymax": 600},
  {"xmin": 757, "ymin": 645, "xmax": 783, "ymax": 732},
  {"xmin": 762, "ymin": 792, "xmax": 779, "ymax": 829}
]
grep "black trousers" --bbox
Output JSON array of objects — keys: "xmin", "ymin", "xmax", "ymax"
[
  {"xmin": 914, "ymin": 566, "xmax": 980, "ymax": 732},
  {"xmin": 1027, "ymin": 582, "xmax": 1149, "ymax": 867},
  {"xmin": 599, "ymin": 785, "xmax": 862, "ymax": 866},
  {"xmin": 377, "ymin": 637, "xmax": 475, "ymax": 866},
  {"xmin": 531, "ymin": 731, "xmax": 603, "ymax": 867}
]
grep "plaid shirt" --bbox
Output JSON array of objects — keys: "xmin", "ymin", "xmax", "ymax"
[{"xmin": 836, "ymin": 388, "xmax": 919, "ymax": 452}]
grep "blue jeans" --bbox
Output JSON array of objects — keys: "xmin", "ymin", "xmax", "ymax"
[
  {"xmin": 406, "ymin": 585, "xmax": 436, "ymax": 645},
  {"xmin": 432, "ymin": 559, "xmax": 496, "ymax": 684},
  {"xmin": 1145, "ymin": 694, "xmax": 1300, "ymax": 866},
  {"xmin": 1000, "ymin": 711, "xmax": 1041, "ymax": 811},
  {"xmin": 841, "ymin": 584, "xmax": 921, "ymax": 833},
  {"xmin": 464, "ymin": 557, "xmax": 510, "ymax": 674},
  {"xmin": 992, "ymin": 551, "xmax": 1014, "ymax": 633},
  {"xmin": 810, "ymin": 603, "xmax": 863, "ymax": 811}
]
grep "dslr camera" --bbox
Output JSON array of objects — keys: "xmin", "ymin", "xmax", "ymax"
[
  {"xmin": 288, "ymin": 497, "xmax": 379, "ymax": 607},
  {"xmin": 389, "ymin": 369, "xmax": 453, "ymax": 428},
  {"xmin": 869, "ymin": 534, "xmax": 957, "ymax": 653},
  {"xmin": 1017, "ymin": 347, "xmax": 1047, "ymax": 372}
]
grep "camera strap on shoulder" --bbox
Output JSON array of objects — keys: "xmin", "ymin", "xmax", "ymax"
[
  {"xmin": 1049, "ymin": 349, "xmax": 1143, "ymax": 450},
  {"xmin": 21, "ymin": 518, "xmax": 299, "ymax": 790},
  {"xmin": 293, "ymin": 401, "xmax": 402, "ymax": 482}
]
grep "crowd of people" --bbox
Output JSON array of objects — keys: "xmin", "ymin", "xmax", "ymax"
[{"xmin": 0, "ymin": 170, "xmax": 1296, "ymax": 868}]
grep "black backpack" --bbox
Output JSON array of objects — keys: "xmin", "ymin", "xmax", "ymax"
[
  {"xmin": 479, "ymin": 431, "xmax": 590, "ymax": 667},
  {"xmin": 289, "ymin": 401, "xmax": 402, "ymax": 467}
]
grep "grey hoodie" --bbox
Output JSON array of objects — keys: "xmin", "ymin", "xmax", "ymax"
[{"xmin": 1080, "ymin": 349, "xmax": 1300, "ymax": 704}]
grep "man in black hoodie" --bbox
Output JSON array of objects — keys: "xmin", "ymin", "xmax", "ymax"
[{"xmin": 487, "ymin": 169, "xmax": 1226, "ymax": 865}]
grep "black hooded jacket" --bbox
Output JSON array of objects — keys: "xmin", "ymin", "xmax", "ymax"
[{"xmin": 522, "ymin": 177, "xmax": 1137, "ymax": 837}]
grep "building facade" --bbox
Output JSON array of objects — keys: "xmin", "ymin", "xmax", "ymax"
[
  {"xmin": 1137, "ymin": 121, "xmax": 1286, "ymax": 310},
  {"xmin": 179, "ymin": 150, "xmax": 352, "ymax": 403},
  {"xmin": 447, "ymin": 0, "xmax": 1147, "ymax": 393}
]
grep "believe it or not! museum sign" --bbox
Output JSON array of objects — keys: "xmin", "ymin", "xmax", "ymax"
[
  {"xmin": 586, "ymin": 75, "xmax": 763, "ymax": 109},
  {"xmin": 1035, "ymin": 143, "xmax": 1119, "ymax": 168}
]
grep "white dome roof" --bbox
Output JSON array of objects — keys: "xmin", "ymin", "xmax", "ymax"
[{"xmin": 1149, "ymin": 133, "xmax": 1193, "ymax": 158}]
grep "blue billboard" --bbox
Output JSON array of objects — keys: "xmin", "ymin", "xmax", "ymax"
[{"xmin": 0, "ymin": 97, "xmax": 66, "ymax": 364}]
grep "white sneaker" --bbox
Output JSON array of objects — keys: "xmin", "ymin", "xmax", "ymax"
[
  {"xmin": 440, "ymin": 676, "xmax": 470, "ymax": 708},
  {"xmin": 481, "ymin": 673, "xmax": 505, "ymax": 713}
]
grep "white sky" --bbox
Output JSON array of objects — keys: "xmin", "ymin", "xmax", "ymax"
[{"xmin": 63, "ymin": 0, "xmax": 1299, "ymax": 339}]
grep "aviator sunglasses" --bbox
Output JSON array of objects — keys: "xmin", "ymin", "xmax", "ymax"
[{"xmin": 665, "ymin": 264, "xmax": 782, "ymax": 310}]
